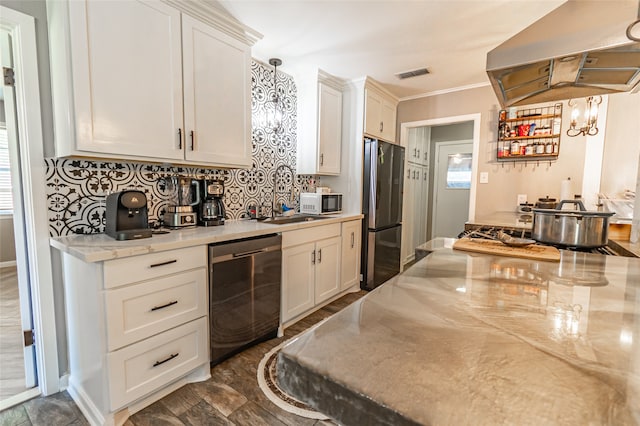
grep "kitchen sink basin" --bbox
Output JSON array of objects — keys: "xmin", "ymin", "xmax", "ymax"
[{"xmin": 260, "ymin": 214, "xmax": 329, "ymax": 225}]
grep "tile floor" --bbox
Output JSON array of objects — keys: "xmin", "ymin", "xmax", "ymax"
[{"xmin": 0, "ymin": 290, "xmax": 367, "ymax": 426}]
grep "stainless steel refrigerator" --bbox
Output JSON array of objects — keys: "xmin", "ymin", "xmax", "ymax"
[{"xmin": 361, "ymin": 138, "xmax": 405, "ymax": 290}]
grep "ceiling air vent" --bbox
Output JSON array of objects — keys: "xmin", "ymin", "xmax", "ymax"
[{"xmin": 395, "ymin": 67, "xmax": 430, "ymax": 80}]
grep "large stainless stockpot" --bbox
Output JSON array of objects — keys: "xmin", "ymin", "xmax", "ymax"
[{"xmin": 532, "ymin": 200, "xmax": 615, "ymax": 248}]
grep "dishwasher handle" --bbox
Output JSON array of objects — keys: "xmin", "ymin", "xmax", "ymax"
[{"xmin": 232, "ymin": 248, "xmax": 268, "ymax": 259}]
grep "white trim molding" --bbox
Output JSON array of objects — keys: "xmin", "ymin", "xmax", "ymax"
[
  {"xmin": 0, "ymin": 5, "xmax": 60, "ymax": 397},
  {"xmin": 399, "ymin": 113, "xmax": 482, "ymax": 222}
]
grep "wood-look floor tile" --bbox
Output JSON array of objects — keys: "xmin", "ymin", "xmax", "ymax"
[
  {"xmin": 227, "ymin": 401, "xmax": 287, "ymax": 426},
  {"xmin": 158, "ymin": 384, "xmax": 203, "ymax": 417},
  {"xmin": 178, "ymin": 400, "xmax": 234, "ymax": 426},
  {"xmin": 22, "ymin": 391, "xmax": 87, "ymax": 426},
  {"xmin": 191, "ymin": 380, "xmax": 247, "ymax": 417},
  {"xmin": 128, "ymin": 400, "xmax": 184, "ymax": 426},
  {"xmin": 0, "ymin": 403, "xmax": 32, "ymax": 426}
]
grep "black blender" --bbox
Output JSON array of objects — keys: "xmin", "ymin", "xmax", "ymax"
[{"xmin": 199, "ymin": 179, "xmax": 226, "ymax": 226}]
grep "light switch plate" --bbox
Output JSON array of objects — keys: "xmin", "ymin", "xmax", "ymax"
[
  {"xmin": 517, "ymin": 194, "xmax": 528, "ymax": 205},
  {"xmin": 479, "ymin": 172, "xmax": 489, "ymax": 184}
]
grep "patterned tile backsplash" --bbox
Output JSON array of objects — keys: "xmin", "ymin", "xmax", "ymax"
[{"xmin": 46, "ymin": 60, "xmax": 319, "ymax": 237}]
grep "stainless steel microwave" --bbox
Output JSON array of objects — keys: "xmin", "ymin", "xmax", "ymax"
[{"xmin": 299, "ymin": 193, "xmax": 342, "ymax": 215}]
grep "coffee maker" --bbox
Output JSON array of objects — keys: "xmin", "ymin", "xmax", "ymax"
[
  {"xmin": 199, "ymin": 179, "xmax": 225, "ymax": 226},
  {"xmin": 165, "ymin": 176, "xmax": 200, "ymax": 228},
  {"xmin": 105, "ymin": 190, "xmax": 152, "ymax": 240}
]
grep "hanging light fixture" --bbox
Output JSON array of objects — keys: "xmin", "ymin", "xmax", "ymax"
[
  {"xmin": 265, "ymin": 58, "xmax": 283, "ymax": 133},
  {"xmin": 566, "ymin": 96, "xmax": 602, "ymax": 137}
]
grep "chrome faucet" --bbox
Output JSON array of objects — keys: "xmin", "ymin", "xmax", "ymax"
[{"xmin": 272, "ymin": 164, "xmax": 296, "ymax": 218}]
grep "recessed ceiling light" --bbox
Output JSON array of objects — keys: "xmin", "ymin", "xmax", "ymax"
[{"xmin": 395, "ymin": 67, "xmax": 430, "ymax": 80}]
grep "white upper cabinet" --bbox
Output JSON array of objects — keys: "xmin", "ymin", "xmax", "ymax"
[
  {"xmin": 364, "ymin": 84, "xmax": 398, "ymax": 142},
  {"xmin": 296, "ymin": 70, "xmax": 344, "ymax": 175},
  {"xmin": 48, "ymin": 0, "xmax": 258, "ymax": 168},
  {"xmin": 181, "ymin": 15, "xmax": 252, "ymax": 166}
]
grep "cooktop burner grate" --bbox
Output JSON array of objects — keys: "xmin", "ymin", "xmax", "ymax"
[{"xmin": 458, "ymin": 225, "xmax": 620, "ymax": 256}]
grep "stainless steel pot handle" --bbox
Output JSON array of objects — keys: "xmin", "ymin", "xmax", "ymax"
[{"xmin": 556, "ymin": 199, "xmax": 586, "ymax": 211}]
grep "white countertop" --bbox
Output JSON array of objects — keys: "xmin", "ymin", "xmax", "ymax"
[{"xmin": 50, "ymin": 213, "xmax": 363, "ymax": 263}]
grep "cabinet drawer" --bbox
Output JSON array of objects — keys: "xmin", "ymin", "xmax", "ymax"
[
  {"xmin": 282, "ymin": 223, "xmax": 341, "ymax": 248},
  {"xmin": 107, "ymin": 317, "xmax": 208, "ymax": 411},
  {"xmin": 103, "ymin": 246, "xmax": 206, "ymax": 289},
  {"xmin": 105, "ymin": 268, "xmax": 207, "ymax": 351}
]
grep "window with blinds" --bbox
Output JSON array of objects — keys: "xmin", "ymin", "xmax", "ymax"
[{"xmin": 0, "ymin": 125, "xmax": 13, "ymax": 214}]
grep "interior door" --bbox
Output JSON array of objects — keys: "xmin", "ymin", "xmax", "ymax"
[
  {"xmin": 432, "ymin": 141, "xmax": 473, "ymax": 238},
  {"xmin": 0, "ymin": 27, "xmax": 36, "ymax": 402}
]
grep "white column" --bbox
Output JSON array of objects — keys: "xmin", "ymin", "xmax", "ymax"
[
  {"xmin": 580, "ymin": 96, "xmax": 608, "ymax": 210},
  {"xmin": 632, "ymin": 157, "xmax": 640, "ymax": 243}
]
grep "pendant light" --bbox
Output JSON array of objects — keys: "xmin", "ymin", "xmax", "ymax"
[
  {"xmin": 566, "ymin": 96, "xmax": 601, "ymax": 137},
  {"xmin": 265, "ymin": 58, "xmax": 283, "ymax": 133}
]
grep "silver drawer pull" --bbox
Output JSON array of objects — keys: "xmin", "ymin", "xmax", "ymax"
[
  {"xmin": 149, "ymin": 259, "xmax": 177, "ymax": 268},
  {"xmin": 153, "ymin": 352, "xmax": 179, "ymax": 367},
  {"xmin": 150, "ymin": 300, "xmax": 178, "ymax": 312}
]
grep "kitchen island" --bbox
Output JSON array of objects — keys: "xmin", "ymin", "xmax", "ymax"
[{"xmin": 277, "ymin": 238, "xmax": 640, "ymax": 425}]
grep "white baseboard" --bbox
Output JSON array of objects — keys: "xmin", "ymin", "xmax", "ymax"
[
  {"xmin": 66, "ymin": 379, "xmax": 108, "ymax": 426},
  {"xmin": 0, "ymin": 387, "xmax": 40, "ymax": 412}
]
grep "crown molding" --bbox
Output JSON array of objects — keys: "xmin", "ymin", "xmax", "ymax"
[
  {"xmin": 399, "ymin": 82, "xmax": 490, "ymax": 102},
  {"xmin": 161, "ymin": 0, "xmax": 262, "ymax": 46}
]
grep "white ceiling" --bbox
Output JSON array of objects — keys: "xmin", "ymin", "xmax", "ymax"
[{"xmin": 217, "ymin": 0, "xmax": 566, "ymax": 99}]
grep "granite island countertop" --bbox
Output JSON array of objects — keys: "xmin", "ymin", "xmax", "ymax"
[
  {"xmin": 50, "ymin": 213, "xmax": 362, "ymax": 262},
  {"xmin": 277, "ymin": 239, "xmax": 640, "ymax": 425}
]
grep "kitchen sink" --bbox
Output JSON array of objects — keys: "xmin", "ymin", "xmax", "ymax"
[{"xmin": 260, "ymin": 214, "xmax": 329, "ymax": 225}]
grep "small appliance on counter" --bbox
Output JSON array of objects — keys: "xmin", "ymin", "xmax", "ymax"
[
  {"xmin": 299, "ymin": 192, "xmax": 342, "ymax": 215},
  {"xmin": 199, "ymin": 179, "xmax": 226, "ymax": 226},
  {"xmin": 165, "ymin": 176, "xmax": 200, "ymax": 228},
  {"xmin": 105, "ymin": 190, "xmax": 152, "ymax": 240}
]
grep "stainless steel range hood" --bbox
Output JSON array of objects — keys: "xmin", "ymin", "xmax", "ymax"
[{"xmin": 487, "ymin": 0, "xmax": 640, "ymax": 107}]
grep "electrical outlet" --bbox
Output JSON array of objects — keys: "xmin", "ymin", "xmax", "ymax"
[
  {"xmin": 517, "ymin": 194, "xmax": 528, "ymax": 205},
  {"xmin": 479, "ymin": 172, "xmax": 489, "ymax": 184}
]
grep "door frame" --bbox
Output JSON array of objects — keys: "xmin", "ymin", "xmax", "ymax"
[
  {"xmin": 399, "ymin": 114, "xmax": 481, "ymax": 244},
  {"xmin": 1, "ymin": 6, "xmax": 59, "ymax": 400},
  {"xmin": 431, "ymin": 140, "xmax": 474, "ymax": 238}
]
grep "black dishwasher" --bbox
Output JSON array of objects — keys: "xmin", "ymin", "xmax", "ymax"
[{"xmin": 209, "ymin": 234, "xmax": 282, "ymax": 365}]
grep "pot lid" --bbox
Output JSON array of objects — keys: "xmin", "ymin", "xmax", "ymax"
[{"xmin": 538, "ymin": 196, "xmax": 557, "ymax": 202}]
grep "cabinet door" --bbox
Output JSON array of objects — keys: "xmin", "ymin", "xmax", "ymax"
[
  {"xmin": 182, "ymin": 15, "xmax": 252, "ymax": 167},
  {"xmin": 364, "ymin": 89, "xmax": 383, "ymax": 138},
  {"xmin": 401, "ymin": 164, "xmax": 416, "ymax": 264},
  {"xmin": 317, "ymin": 83, "xmax": 342, "ymax": 175},
  {"xmin": 413, "ymin": 165, "xmax": 428, "ymax": 247},
  {"xmin": 68, "ymin": 0, "xmax": 183, "ymax": 160},
  {"xmin": 281, "ymin": 242, "xmax": 316, "ymax": 323},
  {"xmin": 380, "ymin": 97, "xmax": 397, "ymax": 142},
  {"xmin": 314, "ymin": 236, "xmax": 342, "ymax": 304},
  {"xmin": 341, "ymin": 220, "xmax": 361, "ymax": 290}
]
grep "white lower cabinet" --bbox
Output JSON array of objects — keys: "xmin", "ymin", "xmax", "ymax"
[
  {"xmin": 341, "ymin": 220, "xmax": 362, "ymax": 290},
  {"xmin": 281, "ymin": 220, "xmax": 361, "ymax": 325},
  {"xmin": 281, "ymin": 224, "xmax": 342, "ymax": 324},
  {"xmin": 313, "ymin": 236, "xmax": 342, "ymax": 303},
  {"xmin": 60, "ymin": 246, "xmax": 210, "ymax": 425}
]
